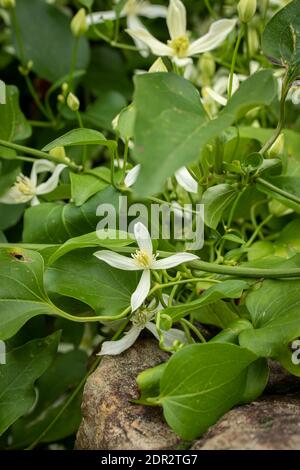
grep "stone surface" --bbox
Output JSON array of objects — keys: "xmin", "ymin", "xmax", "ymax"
[
  {"xmin": 267, "ymin": 360, "xmax": 300, "ymax": 394},
  {"xmin": 192, "ymin": 394, "xmax": 300, "ymax": 450},
  {"xmin": 75, "ymin": 338, "xmax": 182, "ymax": 450}
]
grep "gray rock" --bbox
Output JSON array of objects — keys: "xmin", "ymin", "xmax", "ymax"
[
  {"xmin": 267, "ymin": 360, "xmax": 300, "ymax": 394},
  {"xmin": 75, "ymin": 338, "xmax": 182, "ymax": 450},
  {"xmin": 192, "ymin": 394, "xmax": 300, "ymax": 450}
]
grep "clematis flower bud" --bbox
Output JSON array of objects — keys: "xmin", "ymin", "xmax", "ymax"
[
  {"xmin": 71, "ymin": 8, "xmax": 88, "ymax": 38},
  {"xmin": 0, "ymin": 0, "xmax": 15, "ymax": 8},
  {"xmin": 267, "ymin": 133, "xmax": 285, "ymax": 157},
  {"xmin": 237, "ymin": 0, "xmax": 257, "ymax": 23},
  {"xmin": 67, "ymin": 92, "xmax": 80, "ymax": 111},
  {"xmin": 199, "ymin": 53, "xmax": 216, "ymax": 78}
]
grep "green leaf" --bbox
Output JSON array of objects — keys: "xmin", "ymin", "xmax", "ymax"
[
  {"xmin": 157, "ymin": 343, "xmax": 257, "ymax": 440},
  {"xmin": 133, "ymin": 70, "xmax": 277, "ymax": 196},
  {"xmin": 0, "ymin": 80, "xmax": 5, "ymax": 104},
  {"xmin": 257, "ymin": 176, "xmax": 300, "ymax": 213},
  {"xmin": 262, "ymin": 0, "xmax": 300, "ymax": 80},
  {"xmin": 45, "ymin": 249, "xmax": 138, "ymax": 316},
  {"xmin": 0, "ymin": 203, "xmax": 25, "ymax": 231},
  {"xmin": 0, "ymin": 85, "xmax": 31, "ymax": 142},
  {"xmin": 115, "ymin": 104, "xmax": 136, "ymax": 140},
  {"xmin": 14, "ymin": 0, "xmax": 90, "ymax": 83},
  {"xmin": 240, "ymin": 358, "xmax": 269, "ymax": 404},
  {"xmin": 163, "ymin": 280, "xmax": 248, "ymax": 322},
  {"xmin": 84, "ymin": 92, "xmax": 127, "ymax": 131},
  {"xmin": 239, "ymin": 279, "xmax": 300, "ymax": 357},
  {"xmin": 10, "ymin": 350, "xmax": 88, "ymax": 447},
  {"xmin": 0, "ymin": 248, "xmax": 57, "ymax": 340},
  {"xmin": 70, "ymin": 167, "xmax": 110, "ymax": 206},
  {"xmin": 48, "ymin": 229, "xmax": 134, "ymax": 265},
  {"xmin": 23, "ymin": 187, "xmax": 120, "ymax": 243},
  {"xmin": 202, "ymin": 184, "xmax": 238, "ymax": 229},
  {"xmin": 0, "ymin": 331, "xmax": 60, "ymax": 436},
  {"xmin": 192, "ymin": 300, "xmax": 239, "ymax": 329},
  {"xmin": 42, "ymin": 128, "xmax": 114, "ymax": 151}
]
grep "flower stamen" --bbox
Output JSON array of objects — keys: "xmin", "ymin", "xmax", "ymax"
[
  {"xmin": 131, "ymin": 249, "xmax": 156, "ymax": 268},
  {"xmin": 168, "ymin": 35, "xmax": 190, "ymax": 58}
]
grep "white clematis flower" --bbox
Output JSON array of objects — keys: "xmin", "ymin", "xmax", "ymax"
[
  {"xmin": 87, "ymin": 0, "xmax": 167, "ymax": 56},
  {"xmin": 124, "ymin": 163, "xmax": 198, "ymax": 193},
  {"xmin": 0, "ymin": 159, "xmax": 66, "ymax": 206},
  {"xmin": 126, "ymin": 0, "xmax": 236, "ymax": 66},
  {"xmin": 94, "ymin": 222, "xmax": 198, "ymax": 312},
  {"xmin": 99, "ymin": 296, "xmax": 187, "ymax": 355}
]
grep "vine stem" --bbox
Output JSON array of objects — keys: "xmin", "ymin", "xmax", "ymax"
[
  {"xmin": 257, "ymin": 177, "xmax": 300, "ymax": 205},
  {"xmin": 228, "ymin": 25, "xmax": 244, "ymax": 99},
  {"xmin": 0, "ymin": 139, "xmax": 82, "ymax": 172}
]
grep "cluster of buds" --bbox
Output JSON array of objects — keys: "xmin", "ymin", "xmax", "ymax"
[
  {"xmin": 18, "ymin": 59, "xmax": 33, "ymax": 76},
  {"xmin": 237, "ymin": 0, "xmax": 257, "ymax": 23}
]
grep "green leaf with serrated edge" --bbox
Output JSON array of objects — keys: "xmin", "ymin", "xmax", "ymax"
[
  {"xmin": 162, "ymin": 280, "xmax": 248, "ymax": 322},
  {"xmin": 0, "ymin": 331, "xmax": 60, "ymax": 436},
  {"xmin": 202, "ymin": 184, "xmax": 238, "ymax": 229},
  {"xmin": 0, "ymin": 86, "xmax": 31, "ymax": 142},
  {"xmin": 262, "ymin": 0, "xmax": 300, "ymax": 80},
  {"xmin": 22, "ymin": 187, "xmax": 120, "ymax": 244},
  {"xmin": 157, "ymin": 343, "xmax": 257, "ymax": 440},
  {"xmin": 14, "ymin": 0, "xmax": 90, "ymax": 83},
  {"xmin": 42, "ymin": 128, "xmax": 115, "ymax": 151},
  {"xmin": 239, "ymin": 278, "xmax": 300, "ymax": 357},
  {"xmin": 45, "ymin": 249, "xmax": 138, "ymax": 316},
  {"xmin": 0, "ymin": 248, "xmax": 59, "ymax": 340},
  {"xmin": 48, "ymin": 230, "xmax": 134, "ymax": 265},
  {"xmin": 133, "ymin": 70, "xmax": 277, "ymax": 196}
]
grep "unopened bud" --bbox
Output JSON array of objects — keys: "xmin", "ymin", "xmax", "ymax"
[
  {"xmin": 199, "ymin": 53, "xmax": 216, "ymax": 78},
  {"xmin": 57, "ymin": 94, "xmax": 65, "ymax": 103},
  {"xmin": 267, "ymin": 133, "xmax": 285, "ymax": 157},
  {"xmin": 62, "ymin": 82, "xmax": 69, "ymax": 94},
  {"xmin": 160, "ymin": 314, "xmax": 173, "ymax": 331},
  {"xmin": 247, "ymin": 27, "xmax": 260, "ymax": 57},
  {"xmin": 67, "ymin": 92, "xmax": 80, "ymax": 111},
  {"xmin": 71, "ymin": 8, "xmax": 88, "ymax": 38},
  {"xmin": 237, "ymin": 0, "xmax": 257, "ymax": 23},
  {"xmin": 49, "ymin": 146, "xmax": 66, "ymax": 159},
  {"xmin": 148, "ymin": 57, "xmax": 168, "ymax": 73},
  {"xmin": 0, "ymin": 0, "xmax": 15, "ymax": 9}
]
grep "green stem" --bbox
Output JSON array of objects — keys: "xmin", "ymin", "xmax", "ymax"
[
  {"xmin": 53, "ymin": 305, "xmax": 131, "ymax": 324},
  {"xmin": 0, "ymin": 139, "xmax": 81, "ymax": 172},
  {"xmin": 257, "ymin": 177, "xmax": 300, "ymax": 206},
  {"xmin": 76, "ymin": 110, "xmax": 88, "ymax": 169},
  {"xmin": 245, "ymin": 213, "xmax": 273, "ymax": 248},
  {"xmin": 227, "ymin": 186, "xmax": 247, "ymax": 228},
  {"xmin": 228, "ymin": 25, "xmax": 244, "ymax": 99},
  {"xmin": 181, "ymin": 318, "xmax": 207, "ymax": 343},
  {"xmin": 204, "ymin": 0, "xmax": 218, "ymax": 18},
  {"xmin": 69, "ymin": 37, "xmax": 79, "ymax": 90}
]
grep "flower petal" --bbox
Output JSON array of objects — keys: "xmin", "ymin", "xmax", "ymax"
[
  {"xmin": 175, "ymin": 167, "xmax": 198, "ymax": 193},
  {"xmin": 98, "ymin": 325, "xmax": 142, "ymax": 356},
  {"xmin": 94, "ymin": 250, "xmax": 139, "ymax": 270},
  {"xmin": 126, "ymin": 28, "xmax": 172, "ymax": 56},
  {"xmin": 124, "ymin": 164, "xmax": 141, "ymax": 187},
  {"xmin": 204, "ymin": 86, "xmax": 228, "ymax": 106},
  {"xmin": 30, "ymin": 159, "xmax": 55, "ymax": 187},
  {"xmin": 86, "ymin": 10, "xmax": 119, "ymax": 26},
  {"xmin": 167, "ymin": 0, "xmax": 187, "ymax": 40},
  {"xmin": 188, "ymin": 19, "xmax": 236, "ymax": 56},
  {"xmin": 30, "ymin": 196, "xmax": 40, "ymax": 206},
  {"xmin": 152, "ymin": 252, "xmax": 199, "ymax": 270},
  {"xmin": 127, "ymin": 15, "xmax": 150, "ymax": 57},
  {"xmin": 36, "ymin": 164, "xmax": 66, "ymax": 195},
  {"xmin": 139, "ymin": 4, "xmax": 168, "ymax": 18},
  {"xmin": 131, "ymin": 269, "xmax": 151, "ymax": 312},
  {"xmin": 134, "ymin": 221, "xmax": 153, "ymax": 256},
  {"xmin": 0, "ymin": 187, "xmax": 31, "ymax": 205}
]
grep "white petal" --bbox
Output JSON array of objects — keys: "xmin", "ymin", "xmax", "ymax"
[
  {"xmin": 94, "ymin": 250, "xmax": 139, "ymax": 270},
  {"xmin": 36, "ymin": 164, "xmax": 66, "ymax": 195},
  {"xmin": 175, "ymin": 167, "xmax": 198, "ymax": 193},
  {"xmin": 86, "ymin": 10, "xmax": 119, "ymax": 26},
  {"xmin": 126, "ymin": 28, "xmax": 173, "ymax": 56},
  {"xmin": 127, "ymin": 15, "xmax": 149, "ymax": 57},
  {"xmin": 124, "ymin": 164, "xmax": 141, "ymax": 187},
  {"xmin": 152, "ymin": 252, "xmax": 199, "ymax": 270},
  {"xmin": 98, "ymin": 325, "xmax": 142, "ymax": 356},
  {"xmin": 139, "ymin": 4, "xmax": 168, "ymax": 18},
  {"xmin": 230, "ymin": 73, "xmax": 240, "ymax": 95},
  {"xmin": 134, "ymin": 221, "xmax": 153, "ymax": 256},
  {"xmin": 172, "ymin": 56, "xmax": 193, "ymax": 67},
  {"xmin": 167, "ymin": 0, "xmax": 187, "ymax": 40},
  {"xmin": 188, "ymin": 19, "xmax": 236, "ymax": 56},
  {"xmin": 204, "ymin": 86, "xmax": 228, "ymax": 106},
  {"xmin": 30, "ymin": 159, "xmax": 55, "ymax": 187},
  {"xmin": 30, "ymin": 196, "xmax": 40, "ymax": 206},
  {"xmin": 131, "ymin": 269, "xmax": 151, "ymax": 312}
]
